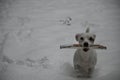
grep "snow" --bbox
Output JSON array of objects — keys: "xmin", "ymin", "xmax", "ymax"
[{"xmin": 0, "ymin": 0, "xmax": 120, "ymax": 80}]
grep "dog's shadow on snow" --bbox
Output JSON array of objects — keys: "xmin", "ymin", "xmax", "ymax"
[{"xmin": 60, "ymin": 62, "xmax": 100, "ymax": 79}]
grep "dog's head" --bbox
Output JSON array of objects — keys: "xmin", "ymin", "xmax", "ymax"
[{"xmin": 75, "ymin": 28, "xmax": 96, "ymax": 52}]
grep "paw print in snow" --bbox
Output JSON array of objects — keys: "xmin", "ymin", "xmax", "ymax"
[
  {"xmin": 37, "ymin": 57, "xmax": 50, "ymax": 69},
  {"xmin": 60, "ymin": 17, "xmax": 72, "ymax": 26}
]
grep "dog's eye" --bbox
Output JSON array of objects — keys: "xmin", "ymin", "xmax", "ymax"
[
  {"xmin": 89, "ymin": 37, "xmax": 94, "ymax": 42},
  {"xmin": 80, "ymin": 37, "xmax": 84, "ymax": 41}
]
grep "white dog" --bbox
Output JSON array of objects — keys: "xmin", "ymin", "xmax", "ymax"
[{"xmin": 73, "ymin": 28, "xmax": 97, "ymax": 77}]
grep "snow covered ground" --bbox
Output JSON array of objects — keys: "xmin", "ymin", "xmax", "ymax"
[{"xmin": 0, "ymin": 0, "xmax": 120, "ymax": 80}]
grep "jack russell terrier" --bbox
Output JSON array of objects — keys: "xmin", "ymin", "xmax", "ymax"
[{"xmin": 73, "ymin": 27, "xmax": 97, "ymax": 77}]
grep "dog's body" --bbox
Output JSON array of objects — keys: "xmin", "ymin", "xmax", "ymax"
[{"xmin": 73, "ymin": 28, "xmax": 97, "ymax": 77}]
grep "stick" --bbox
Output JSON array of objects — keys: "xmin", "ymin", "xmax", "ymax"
[{"xmin": 60, "ymin": 44, "xmax": 107, "ymax": 50}]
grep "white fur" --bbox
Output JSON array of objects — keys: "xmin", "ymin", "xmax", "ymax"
[{"xmin": 73, "ymin": 28, "xmax": 97, "ymax": 77}]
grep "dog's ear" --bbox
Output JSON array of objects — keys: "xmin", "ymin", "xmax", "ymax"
[
  {"xmin": 75, "ymin": 34, "xmax": 81, "ymax": 41},
  {"xmin": 93, "ymin": 34, "xmax": 96, "ymax": 38},
  {"xmin": 86, "ymin": 27, "xmax": 90, "ymax": 33}
]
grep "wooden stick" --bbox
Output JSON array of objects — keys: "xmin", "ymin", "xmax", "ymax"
[{"xmin": 60, "ymin": 44, "xmax": 107, "ymax": 50}]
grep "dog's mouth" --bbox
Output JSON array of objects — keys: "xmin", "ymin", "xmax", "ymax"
[{"xmin": 83, "ymin": 47, "xmax": 89, "ymax": 52}]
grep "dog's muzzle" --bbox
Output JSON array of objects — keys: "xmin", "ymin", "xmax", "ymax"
[
  {"xmin": 83, "ymin": 42, "xmax": 89, "ymax": 47},
  {"xmin": 83, "ymin": 42, "xmax": 89, "ymax": 52},
  {"xmin": 83, "ymin": 48, "xmax": 89, "ymax": 52}
]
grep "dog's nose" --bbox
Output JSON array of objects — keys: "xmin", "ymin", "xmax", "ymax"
[{"xmin": 83, "ymin": 42, "xmax": 89, "ymax": 47}]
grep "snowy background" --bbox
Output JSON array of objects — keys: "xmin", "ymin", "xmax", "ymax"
[{"xmin": 0, "ymin": 0, "xmax": 120, "ymax": 80}]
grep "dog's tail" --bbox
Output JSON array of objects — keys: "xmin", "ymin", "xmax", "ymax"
[{"xmin": 85, "ymin": 27, "xmax": 90, "ymax": 33}]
